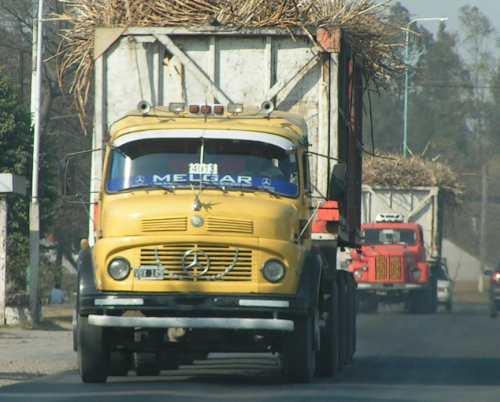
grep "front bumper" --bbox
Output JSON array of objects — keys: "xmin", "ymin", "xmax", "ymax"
[
  {"xmin": 80, "ymin": 292, "xmax": 306, "ymax": 332},
  {"xmin": 88, "ymin": 315, "xmax": 294, "ymax": 331},
  {"xmin": 357, "ymin": 283, "xmax": 425, "ymax": 291}
]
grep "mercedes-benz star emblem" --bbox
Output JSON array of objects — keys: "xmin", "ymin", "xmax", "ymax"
[
  {"xmin": 181, "ymin": 248, "xmax": 210, "ymax": 278},
  {"xmin": 261, "ymin": 177, "xmax": 272, "ymax": 186},
  {"xmin": 134, "ymin": 175, "xmax": 145, "ymax": 185}
]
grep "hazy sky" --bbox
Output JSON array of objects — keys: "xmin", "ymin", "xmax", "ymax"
[{"xmin": 400, "ymin": 0, "xmax": 500, "ymax": 34}]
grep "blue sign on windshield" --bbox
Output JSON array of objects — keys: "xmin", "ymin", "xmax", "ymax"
[{"xmin": 107, "ymin": 173, "xmax": 298, "ymax": 196}]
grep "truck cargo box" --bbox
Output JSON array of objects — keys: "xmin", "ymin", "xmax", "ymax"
[
  {"xmin": 361, "ymin": 185, "xmax": 444, "ymax": 260},
  {"xmin": 90, "ymin": 27, "xmax": 363, "ymax": 247}
]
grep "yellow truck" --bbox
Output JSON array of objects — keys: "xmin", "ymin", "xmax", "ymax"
[{"xmin": 70, "ymin": 27, "xmax": 363, "ymax": 383}]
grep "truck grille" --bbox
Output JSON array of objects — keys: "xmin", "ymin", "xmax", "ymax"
[
  {"xmin": 375, "ymin": 256, "xmax": 403, "ymax": 281},
  {"xmin": 139, "ymin": 243, "xmax": 253, "ymax": 281},
  {"xmin": 207, "ymin": 217, "xmax": 254, "ymax": 234},
  {"xmin": 141, "ymin": 217, "xmax": 187, "ymax": 233}
]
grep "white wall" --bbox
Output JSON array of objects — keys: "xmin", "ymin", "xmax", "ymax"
[{"xmin": 442, "ymin": 238, "xmax": 492, "ymax": 282}]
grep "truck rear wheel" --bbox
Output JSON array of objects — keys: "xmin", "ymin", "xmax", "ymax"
[
  {"xmin": 409, "ymin": 285, "xmax": 436, "ymax": 314},
  {"xmin": 282, "ymin": 313, "xmax": 317, "ymax": 382},
  {"xmin": 316, "ymin": 281, "xmax": 340, "ymax": 377},
  {"xmin": 345, "ymin": 274, "xmax": 356, "ymax": 364},
  {"xmin": 78, "ymin": 316, "xmax": 109, "ymax": 383},
  {"xmin": 337, "ymin": 273, "xmax": 349, "ymax": 367}
]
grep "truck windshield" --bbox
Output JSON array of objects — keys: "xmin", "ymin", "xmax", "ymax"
[
  {"xmin": 363, "ymin": 229, "xmax": 417, "ymax": 246},
  {"xmin": 107, "ymin": 138, "xmax": 299, "ymax": 197}
]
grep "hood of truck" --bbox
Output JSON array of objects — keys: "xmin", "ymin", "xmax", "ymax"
[
  {"xmin": 360, "ymin": 244, "xmax": 410, "ymax": 257},
  {"xmin": 99, "ymin": 190, "xmax": 301, "ymax": 242}
]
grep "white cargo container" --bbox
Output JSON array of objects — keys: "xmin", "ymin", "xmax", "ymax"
[
  {"xmin": 361, "ymin": 185, "xmax": 444, "ymax": 261},
  {"xmin": 90, "ymin": 27, "xmax": 363, "ymax": 246}
]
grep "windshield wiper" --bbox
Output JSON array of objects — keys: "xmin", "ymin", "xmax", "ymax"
[
  {"xmin": 182, "ymin": 180, "xmax": 228, "ymax": 193},
  {"xmin": 235, "ymin": 185, "xmax": 280, "ymax": 197},
  {"xmin": 119, "ymin": 183, "xmax": 175, "ymax": 193}
]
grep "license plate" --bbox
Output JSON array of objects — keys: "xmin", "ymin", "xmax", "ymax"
[{"xmin": 134, "ymin": 266, "xmax": 165, "ymax": 280}]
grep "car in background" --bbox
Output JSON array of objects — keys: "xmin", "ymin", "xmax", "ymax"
[
  {"xmin": 436, "ymin": 262, "xmax": 454, "ymax": 312},
  {"xmin": 486, "ymin": 267, "xmax": 500, "ymax": 318}
]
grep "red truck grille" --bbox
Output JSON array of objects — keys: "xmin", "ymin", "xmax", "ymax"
[{"xmin": 375, "ymin": 256, "xmax": 403, "ymax": 281}]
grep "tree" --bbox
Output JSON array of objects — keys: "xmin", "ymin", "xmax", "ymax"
[
  {"xmin": 0, "ymin": 1, "xmax": 92, "ymax": 278},
  {"xmin": 1, "ymin": 74, "xmax": 34, "ymax": 291}
]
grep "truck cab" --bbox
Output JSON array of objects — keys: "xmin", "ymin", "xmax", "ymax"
[
  {"xmin": 348, "ymin": 214, "xmax": 436, "ymax": 313},
  {"xmin": 75, "ymin": 104, "xmax": 356, "ymax": 383}
]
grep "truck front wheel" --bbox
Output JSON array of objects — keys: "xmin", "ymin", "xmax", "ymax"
[
  {"xmin": 282, "ymin": 313, "xmax": 317, "ymax": 382},
  {"xmin": 78, "ymin": 316, "xmax": 110, "ymax": 383}
]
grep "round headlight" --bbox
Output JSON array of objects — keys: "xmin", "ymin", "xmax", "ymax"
[
  {"xmin": 262, "ymin": 260, "xmax": 286, "ymax": 283},
  {"xmin": 354, "ymin": 269, "xmax": 364, "ymax": 280},
  {"xmin": 108, "ymin": 258, "xmax": 131, "ymax": 281}
]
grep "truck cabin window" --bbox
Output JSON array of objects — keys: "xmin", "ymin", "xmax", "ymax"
[
  {"xmin": 107, "ymin": 138, "xmax": 299, "ymax": 197},
  {"xmin": 363, "ymin": 229, "xmax": 417, "ymax": 246}
]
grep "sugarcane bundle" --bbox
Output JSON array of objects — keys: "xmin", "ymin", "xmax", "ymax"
[
  {"xmin": 363, "ymin": 153, "xmax": 464, "ymax": 203},
  {"xmin": 53, "ymin": 0, "xmax": 404, "ymax": 126}
]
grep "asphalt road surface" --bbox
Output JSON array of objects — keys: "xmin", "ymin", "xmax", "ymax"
[{"xmin": 1, "ymin": 303, "xmax": 500, "ymax": 402}]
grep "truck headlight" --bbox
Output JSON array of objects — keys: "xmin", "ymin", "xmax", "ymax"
[
  {"xmin": 108, "ymin": 258, "xmax": 131, "ymax": 281},
  {"xmin": 353, "ymin": 265, "xmax": 368, "ymax": 280},
  {"xmin": 262, "ymin": 260, "xmax": 286, "ymax": 283}
]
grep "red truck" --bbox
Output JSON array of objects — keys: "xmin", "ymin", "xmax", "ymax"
[{"xmin": 348, "ymin": 212, "xmax": 438, "ymax": 314}]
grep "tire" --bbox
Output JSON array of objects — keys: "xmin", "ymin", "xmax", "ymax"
[
  {"xmin": 337, "ymin": 273, "xmax": 348, "ymax": 367},
  {"xmin": 359, "ymin": 294, "xmax": 378, "ymax": 314},
  {"xmin": 134, "ymin": 353, "xmax": 161, "ymax": 376},
  {"xmin": 445, "ymin": 300, "xmax": 453, "ymax": 313},
  {"xmin": 316, "ymin": 281, "xmax": 340, "ymax": 377},
  {"xmin": 489, "ymin": 299, "xmax": 498, "ymax": 318},
  {"xmin": 72, "ymin": 311, "xmax": 78, "ymax": 352},
  {"xmin": 345, "ymin": 275, "xmax": 356, "ymax": 364},
  {"xmin": 78, "ymin": 316, "xmax": 109, "ymax": 383},
  {"xmin": 409, "ymin": 282, "xmax": 437, "ymax": 314},
  {"xmin": 110, "ymin": 351, "xmax": 131, "ymax": 376},
  {"xmin": 282, "ymin": 312, "xmax": 317, "ymax": 383}
]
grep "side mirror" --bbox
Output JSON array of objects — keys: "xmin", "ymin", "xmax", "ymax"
[
  {"xmin": 328, "ymin": 162, "xmax": 346, "ymax": 201},
  {"xmin": 61, "ymin": 148, "xmax": 102, "ymax": 198}
]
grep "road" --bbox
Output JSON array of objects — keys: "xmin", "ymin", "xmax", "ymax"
[{"xmin": 1, "ymin": 303, "xmax": 500, "ymax": 402}]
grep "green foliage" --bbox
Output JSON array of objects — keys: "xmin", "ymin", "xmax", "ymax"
[
  {"xmin": 0, "ymin": 73, "xmax": 57, "ymax": 292},
  {"xmin": 0, "ymin": 72, "xmax": 32, "ymax": 291}
]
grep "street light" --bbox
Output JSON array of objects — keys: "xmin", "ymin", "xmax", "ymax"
[{"xmin": 402, "ymin": 17, "xmax": 448, "ymax": 158}]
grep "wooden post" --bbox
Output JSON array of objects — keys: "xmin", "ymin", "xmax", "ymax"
[{"xmin": 0, "ymin": 196, "xmax": 7, "ymax": 325}]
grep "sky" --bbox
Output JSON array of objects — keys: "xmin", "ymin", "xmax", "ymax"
[
  {"xmin": 399, "ymin": 0, "xmax": 499, "ymax": 59},
  {"xmin": 400, "ymin": 0, "xmax": 500, "ymax": 35}
]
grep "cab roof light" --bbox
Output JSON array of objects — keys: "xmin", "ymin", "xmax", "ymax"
[
  {"xmin": 375, "ymin": 213, "xmax": 404, "ymax": 223},
  {"xmin": 169, "ymin": 102, "xmax": 185, "ymax": 114},
  {"xmin": 189, "ymin": 105, "xmax": 200, "ymax": 114},
  {"xmin": 227, "ymin": 103, "xmax": 244, "ymax": 114},
  {"xmin": 214, "ymin": 105, "xmax": 224, "ymax": 115},
  {"xmin": 200, "ymin": 105, "xmax": 212, "ymax": 114}
]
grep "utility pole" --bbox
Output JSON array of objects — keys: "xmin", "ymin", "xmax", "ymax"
[
  {"xmin": 29, "ymin": 0, "xmax": 44, "ymax": 325},
  {"xmin": 478, "ymin": 164, "xmax": 488, "ymax": 293}
]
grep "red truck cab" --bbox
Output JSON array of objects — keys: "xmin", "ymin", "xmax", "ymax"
[{"xmin": 348, "ymin": 214, "xmax": 437, "ymax": 313}]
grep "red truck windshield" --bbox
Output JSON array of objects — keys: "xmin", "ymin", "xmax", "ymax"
[{"xmin": 363, "ymin": 229, "xmax": 417, "ymax": 246}]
